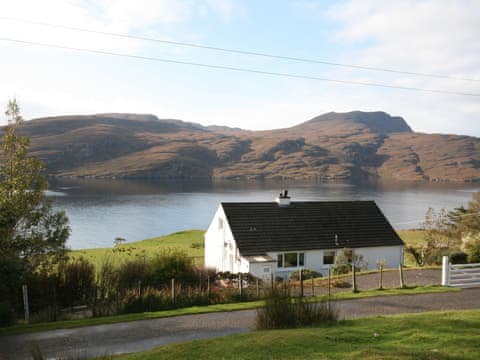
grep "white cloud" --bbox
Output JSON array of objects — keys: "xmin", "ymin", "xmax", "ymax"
[{"xmin": 318, "ymin": 0, "xmax": 480, "ymax": 136}]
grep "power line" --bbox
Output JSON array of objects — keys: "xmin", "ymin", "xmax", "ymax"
[
  {"xmin": 1, "ymin": 16, "xmax": 479, "ymax": 83},
  {"xmin": 1, "ymin": 37, "xmax": 479, "ymax": 98}
]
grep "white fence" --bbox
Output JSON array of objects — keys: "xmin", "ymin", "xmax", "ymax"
[{"xmin": 442, "ymin": 256, "xmax": 480, "ymax": 287}]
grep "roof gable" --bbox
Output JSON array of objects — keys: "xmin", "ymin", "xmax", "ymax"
[{"xmin": 221, "ymin": 201, "xmax": 404, "ymax": 256}]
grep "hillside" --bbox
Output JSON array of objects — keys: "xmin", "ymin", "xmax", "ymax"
[{"xmin": 1, "ymin": 111, "xmax": 479, "ymax": 182}]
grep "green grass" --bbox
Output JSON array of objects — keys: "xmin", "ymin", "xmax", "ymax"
[
  {"xmin": 397, "ymin": 229, "xmax": 427, "ymax": 266},
  {"xmin": 118, "ymin": 309, "xmax": 480, "ymax": 360},
  {"xmin": 0, "ymin": 285, "xmax": 458, "ymax": 336},
  {"xmin": 397, "ymin": 229, "xmax": 426, "ymax": 248},
  {"xmin": 68, "ymin": 230, "xmax": 205, "ymax": 268}
]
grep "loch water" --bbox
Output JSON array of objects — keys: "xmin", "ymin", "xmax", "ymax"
[{"xmin": 46, "ymin": 178, "xmax": 479, "ymax": 249}]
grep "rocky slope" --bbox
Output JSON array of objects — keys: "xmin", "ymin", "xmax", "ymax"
[{"xmin": 1, "ymin": 111, "xmax": 479, "ymax": 182}]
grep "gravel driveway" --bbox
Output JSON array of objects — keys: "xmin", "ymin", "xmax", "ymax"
[{"xmin": 1, "ymin": 287, "xmax": 480, "ymax": 360}]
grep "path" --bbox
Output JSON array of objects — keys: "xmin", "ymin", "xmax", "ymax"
[{"xmin": 1, "ymin": 288, "xmax": 479, "ymax": 359}]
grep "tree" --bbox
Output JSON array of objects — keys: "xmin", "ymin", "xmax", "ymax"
[
  {"xmin": 449, "ymin": 192, "xmax": 480, "ymax": 255},
  {"xmin": 0, "ymin": 99, "xmax": 70, "ymax": 304},
  {"xmin": 407, "ymin": 207, "xmax": 454, "ymax": 266}
]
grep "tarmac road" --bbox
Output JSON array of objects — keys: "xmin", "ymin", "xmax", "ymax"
[{"xmin": 1, "ymin": 288, "xmax": 479, "ymax": 359}]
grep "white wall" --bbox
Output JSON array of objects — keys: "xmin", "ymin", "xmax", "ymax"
[
  {"xmin": 354, "ymin": 245, "xmax": 404, "ymax": 271},
  {"xmin": 266, "ymin": 245, "xmax": 404, "ymax": 278},
  {"xmin": 204, "ymin": 205, "xmax": 242, "ymax": 273}
]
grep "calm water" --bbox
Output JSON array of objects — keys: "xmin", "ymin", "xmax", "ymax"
[{"xmin": 46, "ymin": 178, "xmax": 479, "ymax": 250}]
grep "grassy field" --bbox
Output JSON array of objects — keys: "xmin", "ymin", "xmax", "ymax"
[
  {"xmin": 68, "ymin": 230, "xmax": 205, "ymax": 268},
  {"xmin": 118, "ymin": 309, "xmax": 480, "ymax": 360},
  {"xmin": 69, "ymin": 229, "xmax": 425, "ymax": 269}
]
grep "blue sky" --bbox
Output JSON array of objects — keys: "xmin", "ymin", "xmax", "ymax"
[{"xmin": 0, "ymin": 0, "xmax": 479, "ymax": 136}]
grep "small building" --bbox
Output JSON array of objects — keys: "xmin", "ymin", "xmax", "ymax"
[{"xmin": 204, "ymin": 191, "xmax": 404, "ymax": 280}]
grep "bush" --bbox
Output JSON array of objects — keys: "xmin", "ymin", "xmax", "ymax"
[
  {"xmin": 96, "ymin": 258, "xmax": 119, "ymax": 301},
  {"xmin": 450, "ymin": 252, "xmax": 468, "ymax": 264},
  {"xmin": 58, "ymin": 257, "xmax": 95, "ymax": 307},
  {"xmin": 149, "ymin": 250, "xmax": 198, "ymax": 286},
  {"xmin": 469, "ymin": 245, "xmax": 480, "ymax": 263},
  {"xmin": 255, "ymin": 287, "xmax": 338, "ymax": 330},
  {"xmin": 0, "ymin": 301, "xmax": 16, "ymax": 327},
  {"xmin": 117, "ymin": 259, "xmax": 149, "ymax": 293},
  {"xmin": 289, "ymin": 269, "xmax": 321, "ymax": 281}
]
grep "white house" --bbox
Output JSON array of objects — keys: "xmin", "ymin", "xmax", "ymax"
[{"xmin": 204, "ymin": 191, "xmax": 404, "ymax": 280}]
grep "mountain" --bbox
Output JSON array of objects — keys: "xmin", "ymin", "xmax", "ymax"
[{"xmin": 1, "ymin": 111, "xmax": 479, "ymax": 182}]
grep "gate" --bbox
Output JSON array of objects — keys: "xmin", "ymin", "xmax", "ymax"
[{"xmin": 442, "ymin": 256, "xmax": 480, "ymax": 287}]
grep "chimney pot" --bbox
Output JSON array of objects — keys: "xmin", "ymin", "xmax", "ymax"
[{"xmin": 276, "ymin": 190, "xmax": 291, "ymax": 206}]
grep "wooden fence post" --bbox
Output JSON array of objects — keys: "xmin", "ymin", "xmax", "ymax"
[
  {"xmin": 379, "ymin": 264, "xmax": 384, "ymax": 290},
  {"xmin": 207, "ymin": 276, "xmax": 211, "ymax": 302},
  {"xmin": 171, "ymin": 278, "xmax": 176, "ymax": 305},
  {"xmin": 22, "ymin": 284, "xmax": 30, "ymax": 323},
  {"xmin": 352, "ymin": 263, "xmax": 358, "ymax": 293},
  {"xmin": 311, "ymin": 276, "xmax": 315, "ymax": 297},
  {"xmin": 239, "ymin": 273, "xmax": 243, "ymax": 298},
  {"xmin": 256, "ymin": 278, "xmax": 260, "ymax": 298},
  {"xmin": 328, "ymin": 268, "xmax": 331, "ymax": 297},
  {"xmin": 270, "ymin": 273, "xmax": 274, "ymax": 290},
  {"xmin": 399, "ymin": 264, "xmax": 405, "ymax": 288},
  {"xmin": 299, "ymin": 269, "xmax": 304, "ymax": 297}
]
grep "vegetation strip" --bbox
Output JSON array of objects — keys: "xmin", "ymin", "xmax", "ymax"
[
  {"xmin": 117, "ymin": 309, "xmax": 480, "ymax": 360},
  {"xmin": 0, "ymin": 285, "xmax": 459, "ymax": 336}
]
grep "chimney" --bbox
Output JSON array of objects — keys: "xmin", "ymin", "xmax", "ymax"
[{"xmin": 276, "ymin": 190, "xmax": 291, "ymax": 207}]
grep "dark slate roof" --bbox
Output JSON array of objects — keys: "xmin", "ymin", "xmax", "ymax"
[{"xmin": 221, "ymin": 201, "xmax": 404, "ymax": 256}]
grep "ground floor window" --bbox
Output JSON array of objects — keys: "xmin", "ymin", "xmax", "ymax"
[
  {"xmin": 323, "ymin": 250, "xmax": 335, "ymax": 265},
  {"xmin": 277, "ymin": 252, "xmax": 305, "ymax": 268}
]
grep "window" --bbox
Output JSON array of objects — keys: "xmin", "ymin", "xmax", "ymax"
[
  {"xmin": 218, "ymin": 218, "xmax": 224, "ymax": 230},
  {"xmin": 299, "ymin": 253, "xmax": 305, "ymax": 266},
  {"xmin": 277, "ymin": 252, "xmax": 305, "ymax": 268},
  {"xmin": 264, "ymin": 267, "xmax": 270, "ymax": 273},
  {"xmin": 323, "ymin": 250, "xmax": 335, "ymax": 265}
]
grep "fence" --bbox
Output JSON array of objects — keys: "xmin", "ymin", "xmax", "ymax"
[{"xmin": 442, "ymin": 256, "xmax": 480, "ymax": 287}]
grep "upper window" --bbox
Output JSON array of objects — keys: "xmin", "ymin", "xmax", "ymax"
[
  {"xmin": 218, "ymin": 218, "xmax": 224, "ymax": 230},
  {"xmin": 277, "ymin": 252, "xmax": 305, "ymax": 268}
]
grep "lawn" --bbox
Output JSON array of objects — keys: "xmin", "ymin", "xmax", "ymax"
[
  {"xmin": 397, "ymin": 229, "xmax": 425, "ymax": 248},
  {"xmin": 118, "ymin": 309, "xmax": 480, "ymax": 360},
  {"xmin": 68, "ymin": 230, "xmax": 205, "ymax": 268}
]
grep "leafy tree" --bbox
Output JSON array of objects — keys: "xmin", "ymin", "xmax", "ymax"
[
  {"xmin": 0, "ymin": 99, "xmax": 70, "ymax": 305},
  {"xmin": 449, "ymin": 192, "xmax": 480, "ymax": 255},
  {"xmin": 407, "ymin": 207, "xmax": 454, "ymax": 266}
]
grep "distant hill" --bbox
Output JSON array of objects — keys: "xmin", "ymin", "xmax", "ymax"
[{"xmin": 1, "ymin": 111, "xmax": 479, "ymax": 182}]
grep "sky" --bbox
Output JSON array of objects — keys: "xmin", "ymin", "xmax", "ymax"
[{"xmin": 0, "ymin": 0, "xmax": 479, "ymax": 136}]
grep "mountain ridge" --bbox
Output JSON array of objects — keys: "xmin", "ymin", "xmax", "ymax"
[{"xmin": 1, "ymin": 111, "xmax": 479, "ymax": 182}]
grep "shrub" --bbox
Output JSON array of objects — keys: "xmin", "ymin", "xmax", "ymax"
[
  {"xmin": 450, "ymin": 252, "xmax": 468, "ymax": 264},
  {"xmin": 0, "ymin": 301, "xmax": 16, "ymax": 327},
  {"xmin": 148, "ymin": 250, "xmax": 198, "ymax": 287},
  {"xmin": 96, "ymin": 258, "xmax": 119, "ymax": 301},
  {"xmin": 289, "ymin": 269, "xmax": 321, "ymax": 281},
  {"xmin": 469, "ymin": 245, "xmax": 480, "ymax": 263},
  {"xmin": 255, "ymin": 287, "xmax": 338, "ymax": 330},
  {"xmin": 58, "ymin": 257, "xmax": 95, "ymax": 307},
  {"xmin": 332, "ymin": 248, "xmax": 367, "ymax": 275},
  {"xmin": 117, "ymin": 258, "xmax": 149, "ymax": 293}
]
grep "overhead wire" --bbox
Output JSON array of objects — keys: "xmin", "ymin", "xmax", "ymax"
[
  {"xmin": 0, "ymin": 16, "xmax": 479, "ymax": 83},
  {"xmin": 1, "ymin": 37, "xmax": 479, "ymax": 98}
]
